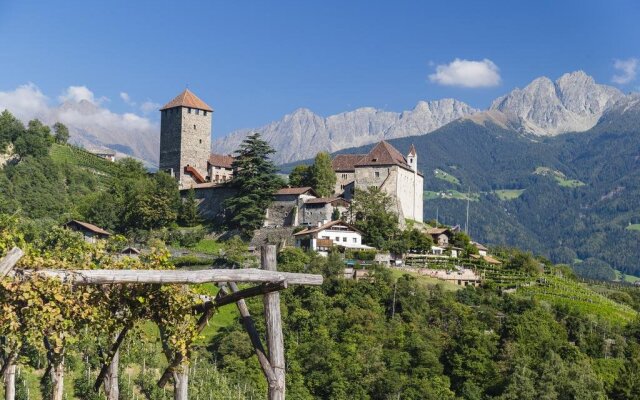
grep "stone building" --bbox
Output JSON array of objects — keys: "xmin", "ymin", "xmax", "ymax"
[
  {"xmin": 301, "ymin": 197, "xmax": 350, "ymax": 227},
  {"xmin": 159, "ymin": 89, "xmax": 233, "ymax": 188},
  {"xmin": 331, "ymin": 141, "xmax": 424, "ymax": 223}
]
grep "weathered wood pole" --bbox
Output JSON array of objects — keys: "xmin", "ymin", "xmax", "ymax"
[
  {"xmin": 262, "ymin": 245, "xmax": 286, "ymax": 400},
  {"xmin": 3, "ymin": 359, "xmax": 16, "ymax": 400},
  {"xmin": 103, "ymin": 336, "xmax": 120, "ymax": 400},
  {"xmin": 1, "ymin": 248, "xmax": 23, "ymax": 400},
  {"xmin": 172, "ymin": 367, "xmax": 188, "ymax": 400},
  {"xmin": 50, "ymin": 360, "xmax": 64, "ymax": 400}
]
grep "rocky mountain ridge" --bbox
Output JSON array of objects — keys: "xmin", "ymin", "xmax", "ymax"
[{"xmin": 214, "ymin": 71, "xmax": 633, "ymax": 164}]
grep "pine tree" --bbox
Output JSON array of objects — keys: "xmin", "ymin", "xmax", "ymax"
[
  {"xmin": 224, "ymin": 133, "xmax": 283, "ymax": 235},
  {"xmin": 310, "ymin": 152, "xmax": 336, "ymax": 197},
  {"xmin": 180, "ymin": 188, "xmax": 200, "ymax": 227}
]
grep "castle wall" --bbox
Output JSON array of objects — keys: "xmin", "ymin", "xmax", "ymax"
[
  {"xmin": 396, "ymin": 167, "xmax": 424, "ymax": 222},
  {"xmin": 159, "ymin": 107, "xmax": 183, "ymax": 177},
  {"xmin": 160, "ymin": 106, "xmax": 212, "ymax": 187},
  {"xmin": 186, "ymin": 186, "xmax": 236, "ymax": 221},
  {"xmin": 335, "ymin": 171, "xmax": 355, "ymax": 196}
]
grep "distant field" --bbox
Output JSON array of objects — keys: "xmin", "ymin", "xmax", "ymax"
[
  {"xmin": 626, "ymin": 224, "xmax": 640, "ymax": 231},
  {"xmin": 534, "ymin": 166, "xmax": 585, "ymax": 188},
  {"xmin": 434, "ymin": 168, "xmax": 460, "ymax": 185},
  {"xmin": 616, "ymin": 270, "xmax": 640, "ymax": 283},
  {"xmin": 192, "ymin": 238, "xmax": 224, "ymax": 254},
  {"xmin": 494, "ymin": 189, "xmax": 525, "ymax": 200},
  {"xmin": 425, "ymin": 190, "xmax": 480, "ymax": 201}
]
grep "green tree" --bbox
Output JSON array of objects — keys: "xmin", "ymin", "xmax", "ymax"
[
  {"xmin": 0, "ymin": 110, "xmax": 24, "ymax": 150},
  {"xmin": 224, "ymin": 133, "xmax": 283, "ymax": 235},
  {"xmin": 309, "ymin": 152, "xmax": 336, "ymax": 197},
  {"xmin": 53, "ymin": 122, "xmax": 70, "ymax": 144},
  {"xmin": 289, "ymin": 165, "xmax": 312, "ymax": 187},
  {"xmin": 14, "ymin": 119, "xmax": 54, "ymax": 157},
  {"xmin": 350, "ymin": 187, "xmax": 401, "ymax": 250},
  {"xmin": 179, "ymin": 188, "xmax": 200, "ymax": 227}
]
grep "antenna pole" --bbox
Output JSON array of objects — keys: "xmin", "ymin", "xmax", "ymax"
[{"xmin": 465, "ymin": 186, "xmax": 470, "ymax": 234}]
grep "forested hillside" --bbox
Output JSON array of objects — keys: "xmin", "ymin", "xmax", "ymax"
[{"xmin": 325, "ymin": 110, "xmax": 640, "ymax": 279}]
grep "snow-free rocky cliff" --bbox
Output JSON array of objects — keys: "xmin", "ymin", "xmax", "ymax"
[
  {"xmin": 214, "ymin": 71, "xmax": 630, "ymax": 164},
  {"xmin": 214, "ymin": 99, "xmax": 479, "ymax": 164}
]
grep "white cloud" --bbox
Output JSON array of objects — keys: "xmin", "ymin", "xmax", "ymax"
[
  {"xmin": 429, "ymin": 58, "xmax": 501, "ymax": 88},
  {"xmin": 0, "ymin": 83, "xmax": 51, "ymax": 122},
  {"xmin": 0, "ymin": 83, "xmax": 159, "ymax": 163},
  {"xmin": 140, "ymin": 100, "xmax": 161, "ymax": 114},
  {"xmin": 612, "ymin": 58, "xmax": 638, "ymax": 85},
  {"xmin": 120, "ymin": 91, "xmax": 136, "ymax": 106}
]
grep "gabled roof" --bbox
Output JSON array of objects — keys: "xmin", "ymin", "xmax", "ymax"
[
  {"xmin": 426, "ymin": 227, "xmax": 451, "ymax": 235},
  {"xmin": 354, "ymin": 141, "xmax": 412, "ymax": 170},
  {"xmin": 332, "ymin": 154, "xmax": 366, "ymax": 172},
  {"xmin": 304, "ymin": 197, "xmax": 350, "ymax": 206},
  {"xmin": 64, "ymin": 220, "xmax": 111, "ymax": 236},
  {"xmin": 293, "ymin": 220, "xmax": 362, "ymax": 236},
  {"xmin": 275, "ymin": 187, "xmax": 318, "ymax": 196},
  {"xmin": 160, "ymin": 89, "xmax": 213, "ymax": 112},
  {"xmin": 471, "ymin": 241, "xmax": 488, "ymax": 251},
  {"xmin": 208, "ymin": 153, "xmax": 234, "ymax": 168},
  {"xmin": 408, "ymin": 144, "xmax": 417, "ymax": 157}
]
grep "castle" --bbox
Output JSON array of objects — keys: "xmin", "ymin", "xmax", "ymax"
[
  {"xmin": 159, "ymin": 89, "xmax": 233, "ymax": 187},
  {"xmin": 159, "ymin": 89, "xmax": 423, "ymax": 224},
  {"xmin": 332, "ymin": 142, "xmax": 424, "ymax": 223}
]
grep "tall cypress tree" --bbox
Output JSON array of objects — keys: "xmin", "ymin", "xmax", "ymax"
[
  {"xmin": 310, "ymin": 151, "xmax": 336, "ymax": 197},
  {"xmin": 224, "ymin": 133, "xmax": 283, "ymax": 235}
]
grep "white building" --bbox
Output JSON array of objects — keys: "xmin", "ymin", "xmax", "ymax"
[{"xmin": 293, "ymin": 220, "xmax": 373, "ymax": 256}]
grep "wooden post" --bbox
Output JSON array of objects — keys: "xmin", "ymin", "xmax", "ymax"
[
  {"xmin": 262, "ymin": 245, "xmax": 285, "ymax": 400},
  {"xmin": 0, "ymin": 248, "xmax": 24, "ymax": 278},
  {"xmin": 2, "ymin": 354, "xmax": 17, "ymax": 400}
]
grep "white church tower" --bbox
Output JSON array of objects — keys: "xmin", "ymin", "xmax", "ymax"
[
  {"xmin": 407, "ymin": 144, "xmax": 423, "ymax": 223},
  {"xmin": 407, "ymin": 144, "xmax": 417, "ymax": 172}
]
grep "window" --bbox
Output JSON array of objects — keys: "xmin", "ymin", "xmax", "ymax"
[
  {"xmin": 343, "ymin": 237, "xmax": 347, "ymax": 242},
  {"xmin": 322, "ymin": 236, "xmax": 329, "ymax": 239},
  {"xmin": 195, "ymin": 109, "xmax": 200, "ymax": 115},
  {"xmin": 353, "ymin": 238, "xmax": 357, "ymax": 243},
  {"xmin": 188, "ymin": 108, "xmax": 192, "ymax": 113},
  {"xmin": 194, "ymin": 125, "xmax": 197, "ymax": 130},
  {"xmin": 375, "ymin": 171, "xmax": 380, "ymax": 178},
  {"xmin": 409, "ymin": 158, "xmax": 413, "ymax": 163},
  {"xmin": 204, "ymin": 111, "xmax": 208, "ymax": 116},
  {"xmin": 199, "ymin": 139, "xmax": 202, "ymax": 144},
  {"xmin": 342, "ymin": 173, "xmax": 347, "ymax": 179}
]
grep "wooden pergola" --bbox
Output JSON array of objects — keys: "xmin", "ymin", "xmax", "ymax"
[{"xmin": 0, "ymin": 245, "xmax": 323, "ymax": 400}]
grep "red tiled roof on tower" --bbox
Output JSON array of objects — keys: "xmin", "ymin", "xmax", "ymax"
[
  {"xmin": 408, "ymin": 144, "xmax": 417, "ymax": 156},
  {"xmin": 160, "ymin": 89, "xmax": 213, "ymax": 112},
  {"xmin": 355, "ymin": 141, "xmax": 411, "ymax": 169}
]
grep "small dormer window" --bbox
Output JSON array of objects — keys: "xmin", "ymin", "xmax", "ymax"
[
  {"xmin": 195, "ymin": 109, "xmax": 200, "ymax": 115},
  {"xmin": 204, "ymin": 111, "xmax": 208, "ymax": 116},
  {"xmin": 372, "ymin": 158, "xmax": 378, "ymax": 162}
]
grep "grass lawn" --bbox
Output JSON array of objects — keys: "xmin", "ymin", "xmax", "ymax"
[
  {"xmin": 425, "ymin": 190, "xmax": 480, "ymax": 202},
  {"xmin": 494, "ymin": 189, "xmax": 525, "ymax": 200},
  {"xmin": 191, "ymin": 238, "xmax": 224, "ymax": 255},
  {"xmin": 616, "ymin": 270, "xmax": 640, "ymax": 283},
  {"xmin": 534, "ymin": 166, "xmax": 585, "ymax": 188},
  {"xmin": 434, "ymin": 168, "xmax": 460, "ymax": 185},
  {"xmin": 626, "ymin": 224, "xmax": 640, "ymax": 232},
  {"xmin": 389, "ymin": 268, "xmax": 461, "ymax": 291}
]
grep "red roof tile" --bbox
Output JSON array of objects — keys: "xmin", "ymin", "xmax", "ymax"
[
  {"xmin": 275, "ymin": 187, "xmax": 318, "ymax": 196},
  {"xmin": 208, "ymin": 153, "xmax": 234, "ymax": 168},
  {"xmin": 64, "ymin": 220, "xmax": 111, "ymax": 236},
  {"xmin": 408, "ymin": 144, "xmax": 417, "ymax": 156},
  {"xmin": 355, "ymin": 141, "xmax": 411, "ymax": 169},
  {"xmin": 304, "ymin": 197, "xmax": 350, "ymax": 206},
  {"xmin": 160, "ymin": 89, "xmax": 213, "ymax": 112},
  {"xmin": 293, "ymin": 220, "xmax": 362, "ymax": 236},
  {"xmin": 331, "ymin": 154, "xmax": 365, "ymax": 172}
]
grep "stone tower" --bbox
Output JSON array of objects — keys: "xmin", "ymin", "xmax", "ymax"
[
  {"xmin": 159, "ymin": 89, "xmax": 213, "ymax": 187},
  {"xmin": 407, "ymin": 144, "xmax": 417, "ymax": 172}
]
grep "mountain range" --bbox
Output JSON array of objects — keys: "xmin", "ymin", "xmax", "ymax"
[{"xmin": 214, "ymin": 71, "xmax": 629, "ymax": 164}]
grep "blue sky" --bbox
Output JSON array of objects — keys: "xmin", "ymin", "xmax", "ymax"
[{"xmin": 0, "ymin": 0, "xmax": 638, "ymax": 138}]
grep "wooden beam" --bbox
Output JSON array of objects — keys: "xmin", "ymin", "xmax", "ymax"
[
  {"xmin": 262, "ymin": 246, "xmax": 286, "ymax": 400},
  {"xmin": 0, "ymin": 247, "xmax": 24, "ymax": 279},
  {"xmin": 193, "ymin": 281, "xmax": 288, "ymax": 313},
  {"xmin": 15, "ymin": 268, "xmax": 322, "ymax": 286},
  {"xmin": 228, "ymin": 282, "xmax": 277, "ymax": 384},
  {"xmin": 93, "ymin": 324, "xmax": 130, "ymax": 392}
]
